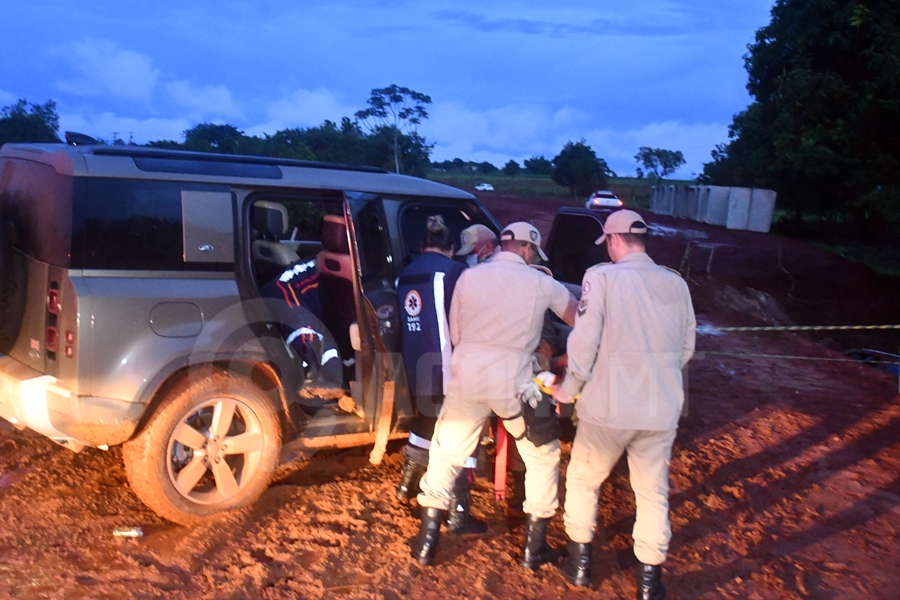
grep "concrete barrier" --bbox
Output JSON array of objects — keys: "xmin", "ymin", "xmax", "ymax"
[
  {"xmin": 706, "ymin": 186, "xmax": 731, "ymax": 226},
  {"xmin": 651, "ymin": 184, "xmax": 776, "ymax": 232},
  {"xmin": 726, "ymin": 187, "xmax": 752, "ymax": 230},
  {"xmin": 696, "ymin": 186, "xmax": 711, "ymax": 223},
  {"xmin": 748, "ymin": 188, "xmax": 777, "ymax": 233}
]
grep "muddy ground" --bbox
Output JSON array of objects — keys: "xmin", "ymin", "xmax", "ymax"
[{"xmin": 1, "ymin": 195, "xmax": 898, "ymax": 599}]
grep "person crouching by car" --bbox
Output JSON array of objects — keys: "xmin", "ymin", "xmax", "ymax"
[{"xmin": 395, "ymin": 215, "xmax": 487, "ymax": 535}]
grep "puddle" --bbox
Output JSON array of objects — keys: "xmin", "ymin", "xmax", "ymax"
[
  {"xmin": 697, "ymin": 320, "xmax": 725, "ymax": 336},
  {"xmin": 648, "ymin": 224, "xmax": 708, "ymax": 239}
]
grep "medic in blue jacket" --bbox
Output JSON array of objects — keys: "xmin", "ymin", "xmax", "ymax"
[{"xmin": 395, "ymin": 215, "xmax": 486, "ymax": 535}]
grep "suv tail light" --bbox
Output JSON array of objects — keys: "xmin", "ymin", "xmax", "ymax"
[
  {"xmin": 46, "ymin": 326, "xmax": 59, "ymax": 352},
  {"xmin": 47, "ymin": 289, "xmax": 60, "ymax": 314}
]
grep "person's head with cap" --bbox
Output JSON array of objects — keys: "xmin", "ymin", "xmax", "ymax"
[
  {"xmin": 499, "ymin": 221, "xmax": 548, "ymax": 265},
  {"xmin": 595, "ymin": 209, "xmax": 648, "ymax": 262},
  {"xmin": 455, "ymin": 224, "xmax": 498, "ymax": 264}
]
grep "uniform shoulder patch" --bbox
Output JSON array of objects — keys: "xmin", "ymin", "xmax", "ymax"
[{"xmin": 577, "ymin": 297, "xmax": 588, "ymax": 317}]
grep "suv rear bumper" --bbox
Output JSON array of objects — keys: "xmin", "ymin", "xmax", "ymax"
[{"xmin": 0, "ymin": 354, "xmax": 144, "ymax": 451}]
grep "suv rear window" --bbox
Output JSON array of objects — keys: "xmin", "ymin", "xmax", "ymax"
[{"xmin": 72, "ymin": 178, "xmax": 233, "ymax": 271}]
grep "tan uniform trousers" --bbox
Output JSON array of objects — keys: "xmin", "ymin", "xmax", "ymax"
[
  {"xmin": 418, "ymin": 392, "xmax": 561, "ymax": 519},
  {"xmin": 563, "ymin": 422, "xmax": 677, "ymax": 565}
]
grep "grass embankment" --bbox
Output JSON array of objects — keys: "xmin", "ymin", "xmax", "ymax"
[{"xmin": 425, "ymin": 172, "xmax": 691, "ymax": 211}]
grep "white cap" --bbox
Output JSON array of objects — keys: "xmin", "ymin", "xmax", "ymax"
[
  {"xmin": 455, "ymin": 224, "xmax": 498, "ymax": 256},
  {"xmin": 595, "ymin": 209, "xmax": 648, "ymax": 245},
  {"xmin": 500, "ymin": 221, "xmax": 548, "ymax": 261}
]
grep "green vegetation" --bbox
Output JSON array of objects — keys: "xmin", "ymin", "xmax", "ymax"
[
  {"xmin": 701, "ymin": 0, "xmax": 900, "ymax": 244},
  {"xmin": 0, "ymin": 99, "xmax": 61, "ymax": 145}
]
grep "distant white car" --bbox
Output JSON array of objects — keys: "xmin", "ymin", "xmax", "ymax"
[
  {"xmin": 475, "ymin": 183, "xmax": 494, "ymax": 192},
  {"xmin": 585, "ymin": 190, "xmax": 623, "ymax": 208}
]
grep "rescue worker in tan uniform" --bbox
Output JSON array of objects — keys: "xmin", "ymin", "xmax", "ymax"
[
  {"xmin": 411, "ymin": 222, "xmax": 577, "ymax": 568},
  {"xmin": 553, "ymin": 210, "xmax": 696, "ymax": 599}
]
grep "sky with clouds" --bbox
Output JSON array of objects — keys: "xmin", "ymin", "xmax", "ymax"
[{"xmin": 0, "ymin": 1, "xmax": 775, "ymax": 177}]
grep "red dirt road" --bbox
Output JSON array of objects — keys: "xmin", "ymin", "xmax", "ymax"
[{"xmin": 0, "ymin": 194, "xmax": 898, "ymax": 599}]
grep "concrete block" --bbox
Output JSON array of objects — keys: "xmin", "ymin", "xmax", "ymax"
[
  {"xmin": 705, "ymin": 186, "xmax": 730, "ymax": 225},
  {"xmin": 748, "ymin": 188, "xmax": 777, "ymax": 233},
  {"xmin": 697, "ymin": 186, "xmax": 711, "ymax": 223},
  {"xmin": 674, "ymin": 186, "xmax": 689, "ymax": 218},
  {"xmin": 687, "ymin": 186, "xmax": 699, "ymax": 221},
  {"xmin": 726, "ymin": 187, "xmax": 752, "ymax": 230}
]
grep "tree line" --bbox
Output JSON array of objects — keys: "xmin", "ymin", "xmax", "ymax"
[{"xmin": 701, "ymin": 0, "xmax": 900, "ymax": 241}]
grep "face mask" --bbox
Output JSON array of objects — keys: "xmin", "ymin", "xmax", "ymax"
[{"xmin": 465, "ymin": 254, "xmax": 478, "ymax": 267}]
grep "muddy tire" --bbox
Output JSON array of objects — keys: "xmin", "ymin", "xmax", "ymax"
[{"xmin": 122, "ymin": 369, "xmax": 282, "ymax": 524}]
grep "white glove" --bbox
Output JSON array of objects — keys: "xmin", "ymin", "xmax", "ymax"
[
  {"xmin": 516, "ymin": 381, "xmax": 542, "ymax": 409},
  {"xmin": 535, "ymin": 371, "xmax": 556, "ymax": 389}
]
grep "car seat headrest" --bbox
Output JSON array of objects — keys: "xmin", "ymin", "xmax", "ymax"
[
  {"xmin": 252, "ymin": 201, "xmax": 289, "ymax": 237},
  {"xmin": 321, "ymin": 214, "xmax": 349, "ymax": 254}
]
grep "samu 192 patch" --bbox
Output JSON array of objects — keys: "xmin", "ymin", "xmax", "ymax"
[
  {"xmin": 404, "ymin": 290, "xmax": 422, "ymax": 316},
  {"xmin": 577, "ymin": 298, "xmax": 588, "ymax": 317}
]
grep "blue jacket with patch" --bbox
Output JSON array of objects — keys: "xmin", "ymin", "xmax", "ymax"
[{"xmin": 397, "ymin": 252, "xmax": 466, "ymax": 400}]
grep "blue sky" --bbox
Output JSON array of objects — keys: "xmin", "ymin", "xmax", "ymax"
[{"xmin": 0, "ymin": 1, "xmax": 774, "ymax": 177}]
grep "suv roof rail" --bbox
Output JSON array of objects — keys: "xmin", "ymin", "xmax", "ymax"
[{"xmin": 89, "ymin": 146, "xmax": 388, "ymax": 174}]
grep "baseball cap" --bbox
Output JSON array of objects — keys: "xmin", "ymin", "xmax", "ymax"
[
  {"xmin": 455, "ymin": 224, "xmax": 498, "ymax": 256},
  {"xmin": 500, "ymin": 221, "xmax": 548, "ymax": 261},
  {"xmin": 595, "ymin": 209, "xmax": 648, "ymax": 245}
]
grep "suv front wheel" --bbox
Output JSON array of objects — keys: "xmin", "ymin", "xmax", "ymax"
[{"xmin": 123, "ymin": 368, "xmax": 282, "ymax": 524}]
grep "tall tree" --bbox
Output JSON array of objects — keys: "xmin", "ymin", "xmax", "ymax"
[
  {"xmin": 354, "ymin": 85, "xmax": 432, "ymax": 174},
  {"xmin": 503, "ymin": 159, "xmax": 521, "ymax": 176},
  {"xmin": 701, "ymin": 0, "xmax": 900, "ymax": 236},
  {"xmin": 634, "ymin": 147, "xmax": 685, "ymax": 182},
  {"xmin": 0, "ymin": 99, "xmax": 61, "ymax": 145},
  {"xmin": 182, "ymin": 123, "xmax": 247, "ymax": 154},
  {"xmin": 551, "ymin": 140, "xmax": 611, "ymax": 197},
  {"xmin": 524, "ymin": 156, "xmax": 553, "ymax": 175}
]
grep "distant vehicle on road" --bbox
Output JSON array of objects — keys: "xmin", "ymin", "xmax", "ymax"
[
  {"xmin": 585, "ymin": 190, "xmax": 623, "ymax": 209},
  {"xmin": 475, "ymin": 183, "xmax": 494, "ymax": 192}
]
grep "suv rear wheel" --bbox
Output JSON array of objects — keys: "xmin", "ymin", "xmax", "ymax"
[{"xmin": 122, "ymin": 368, "xmax": 282, "ymax": 524}]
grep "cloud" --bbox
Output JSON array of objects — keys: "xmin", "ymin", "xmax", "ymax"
[
  {"xmin": 164, "ymin": 81, "xmax": 242, "ymax": 120},
  {"xmin": 244, "ymin": 88, "xmax": 358, "ymax": 136},
  {"xmin": 55, "ymin": 39, "xmax": 159, "ymax": 103},
  {"xmin": 585, "ymin": 121, "xmax": 728, "ymax": 178},
  {"xmin": 59, "ymin": 111, "xmax": 192, "ymax": 145},
  {"xmin": 424, "ymin": 99, "xmax": 725, "ymax": 177},
  {"xmin": 0, "ymin": 88, "xmax": 16, "ymax": 106}
]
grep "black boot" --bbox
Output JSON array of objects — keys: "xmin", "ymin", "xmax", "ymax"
[
  {"xmin": 411, "ymin": 507, "xmax": 445, "ymax": 566},
  {"xmin": 520, "ymin": 515, "xmax": 561, "ymax": 570},
  {"xmin": 396, "ymin": 458, "xmax": 426, "ymax": 501},
  {"xmin": 507, "ymin": 470, "xmax": 527, "ymax": 519},
  {"xmin": 446, "ymin": 484, "xmax": 488, "ymax": 534},
  {"xmin": 635, "ymin": 562, "xmax": 666, "ymax": 600},
  {"xmin": 559, "ymin": 541, "xmax": 592, "ymax": 586}
]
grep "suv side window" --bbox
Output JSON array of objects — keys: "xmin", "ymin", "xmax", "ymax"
[
  {"xmin": 73, "ymin": 178, "xmax": 233, "ymax": 271},
  {"xmin": 354, "ymin": 198, "xmax": 391, "ymax": 283}
]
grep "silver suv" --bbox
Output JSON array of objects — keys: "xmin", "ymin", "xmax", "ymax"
[{"xmin": 0, "ymin": 143, "xmax": 498, "ymax": 523}]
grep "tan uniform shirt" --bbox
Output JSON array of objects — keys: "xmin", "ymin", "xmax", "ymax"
[
  {"xmin": 446, "ymin": 251, "xmax": 573, "ymax": 410},
  {"xmin": 561, "ymin": 252, "xmax": 696, "ymax": 431}
]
